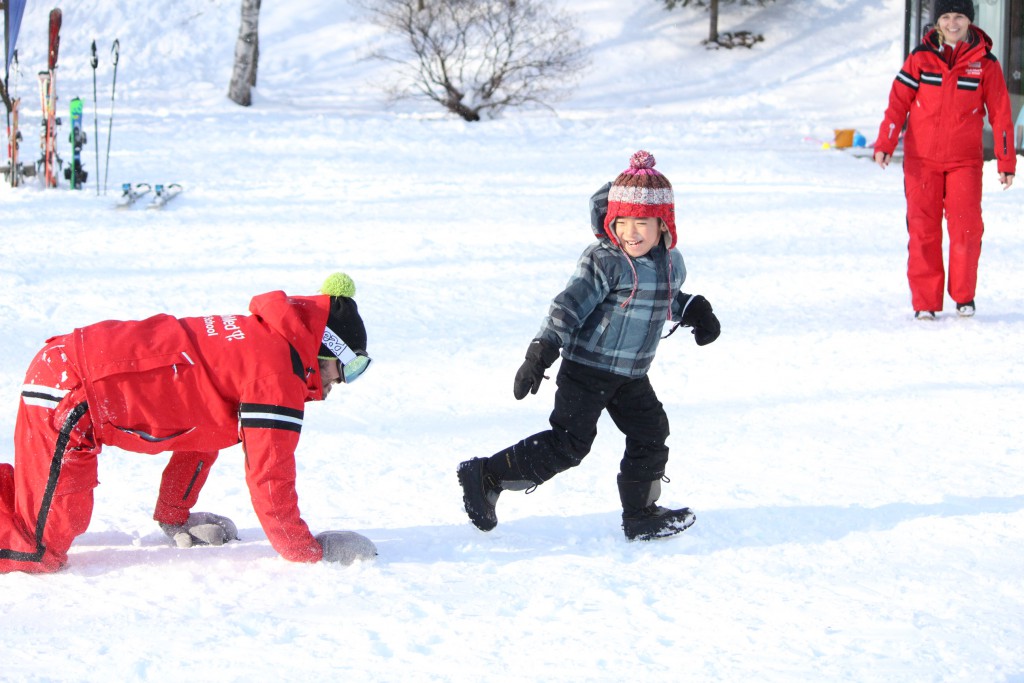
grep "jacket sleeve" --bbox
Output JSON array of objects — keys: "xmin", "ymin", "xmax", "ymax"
[
  {"xmin": 982, "ymin": 58, "xmax": 1017, "ymax": 175},
  {"xmin": 535, "ymin": 246, "xmax": 612, "ymax": 349},
  {"xmin": 874, "ymin": 53, "xmax": 918, "ymax": 156},
  {"xmin": 239, "ymin": 374, "xmax": 323, "ymax": 563},
  {"xmin": 153, "ymin": 451, "xmax": 220, "ymax": 525}
]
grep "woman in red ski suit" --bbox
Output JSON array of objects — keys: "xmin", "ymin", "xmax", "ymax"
[
  {"xmin": 873, "ymin": 2, "xmax": 1016, "ymax": 319},
  {"xmin": 1, "ymin": 278, "xmax": 373, "ymax": 573}
]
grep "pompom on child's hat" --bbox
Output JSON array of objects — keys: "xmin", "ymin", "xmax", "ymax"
[
  {"xmin": 602, "ymin": 150, "xmax": 677, "ymax": 250},
  {"xmin": 318, "ymin": 272, "xmax": 367, "ymax": 360},
  {"xmin": 934, "ymin": 0, "xmax": 974, "ymax": 22}
]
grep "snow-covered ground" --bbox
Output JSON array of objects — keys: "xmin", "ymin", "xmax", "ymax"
[{"xmin": 2, "ymin": 0, "xmax": 1023, "ymax": 680}]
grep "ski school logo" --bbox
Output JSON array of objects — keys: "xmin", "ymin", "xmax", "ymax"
[{"xmin": 203, "ymin": 315, "xmax": 246, "ymax": 341}]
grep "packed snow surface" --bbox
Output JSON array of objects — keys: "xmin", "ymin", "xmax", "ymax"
[{"xmin": 2, "ymin": 0, "xmax": 1022, "ymax": 681}]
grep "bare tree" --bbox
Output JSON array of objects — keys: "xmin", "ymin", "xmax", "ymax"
[
  {"xmin": 227, "ymin": 0, "xmax": 261, "ymax": 106},
  {"xmin": 362, "ymin": 0, "xmax": 589, "ymax": 121},
  {"xmin": 661, "ymin": 0, "xmax": 773, "ymax": 48}
]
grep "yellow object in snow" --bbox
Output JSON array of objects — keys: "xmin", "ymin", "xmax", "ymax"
[{"xmin": 833, "ymin": 129, "xmax": 855, "ymax": 148}]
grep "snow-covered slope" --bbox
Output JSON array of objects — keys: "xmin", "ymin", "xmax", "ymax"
[{"xmin": 2, "ymin": 1, "xmax": 1022, "ymax": 681}]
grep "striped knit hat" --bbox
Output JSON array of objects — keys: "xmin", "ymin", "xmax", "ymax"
[{"xmin": 602, "ymin": 150, "xmax": 677, "ymax": 250}]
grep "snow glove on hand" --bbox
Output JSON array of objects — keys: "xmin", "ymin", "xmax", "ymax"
[
  {"xmin": 316, "ymin": 531, "xmax": 377, "ymax": 566},
  {"xmin": 681, "ymin": 295, "xmax": 721, "ymax": 346},
  {"xmin": 513, "ymin": 339, "xmax": 561, "ymax": 400},
  {"xmin": 160, "ymin": 512, "xmax": 239, "ymax": 548}
]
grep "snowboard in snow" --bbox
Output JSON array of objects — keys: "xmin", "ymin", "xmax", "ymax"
[{"xmin": 63, "ymin": 96, "xmax": 87, "ymax": 189}]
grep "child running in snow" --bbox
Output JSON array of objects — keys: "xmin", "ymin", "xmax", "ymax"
[{"xmin": 457, "ymin": 150, "xmax": 721, "ymax": 541}]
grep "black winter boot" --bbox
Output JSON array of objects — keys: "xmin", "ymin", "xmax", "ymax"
[
  {"xmin": 617, "ymin": 474, "xmax": 695, "ymax": 541},
  {"xmin": 458, "ymin": 448, "xmax": 541, "ymax": 532},
  {"xmin": 457, "ymin": 458, "xmax": 502, "ymax": 531}
]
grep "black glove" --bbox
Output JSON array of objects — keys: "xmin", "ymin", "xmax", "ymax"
[
  {"xmin": 513, "ymin": 340, "xmax": 561, "ymax": 400},
  {"xmin": 159, "ymin": 511, "xmax": 239, "ymax": 548},
  {"xmin": 681, "ymin": 295, "xmax": 721, "ymax": 346},
  {"xmin": 316, "ymin": 530, "xmax": 377, "ymax": 565}
]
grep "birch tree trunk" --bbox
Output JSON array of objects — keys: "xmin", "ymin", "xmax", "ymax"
[
  {"xmin": 227, "ymin": 0, "xmax": 261, "ymax": 106},
  {"xmin": 708, "ymin": 0, "xmax": 720, "ymax": 43}
]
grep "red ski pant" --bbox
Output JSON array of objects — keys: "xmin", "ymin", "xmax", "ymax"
[
  {"xmin": 0, "ymin": 338, "xmax": 99, "ymax": 574},
  {"xmin": 902, "ymin": 157, "xmax": 984, "ymax": 312}
]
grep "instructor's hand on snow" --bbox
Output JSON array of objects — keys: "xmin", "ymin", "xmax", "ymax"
[
  {"xmin": 160, "ymin": 512, "xmax": 239, "ymax": 548},
  {"xmin": 316, "ymin": 531, "xmax": 377, "ymax": 565},
  {"xmin": 513, "ymin": 340, "xmax": 561, "ymax": 400},
  {"xmin": 1000, "ymin": 172, "xmax": 1014, "ymax": 190},
  {"xmin": 681, "ymin": 295, "xmax": 721, "ymax": 346},
  {"xmin": 873, "ymin": 150, "xmax": 892, "ymax": 169}
]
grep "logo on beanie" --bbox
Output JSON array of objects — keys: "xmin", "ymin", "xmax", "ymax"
[{"xmin": 322, "ymin": 326, "xmax": 351, "ymax": 359}]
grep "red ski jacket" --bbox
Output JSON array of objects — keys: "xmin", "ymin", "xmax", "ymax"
[
  {"xmin": 874, "ymin": 26, "xmax": 1016, "ymax": 175},
  {"xmin": 62, "ymin": 291, "xmax": 332, "ymax": 563}
]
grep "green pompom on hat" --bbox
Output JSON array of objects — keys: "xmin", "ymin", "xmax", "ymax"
[{"xmin": 320, "ymin": 272, "xmax": 356, "ymax": 298}]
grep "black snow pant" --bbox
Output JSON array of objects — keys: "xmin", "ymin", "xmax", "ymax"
[{"xmin": 486, "ymin": 359, "xmax": 670, "ymax": 486}]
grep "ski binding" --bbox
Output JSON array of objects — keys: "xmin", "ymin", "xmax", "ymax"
[
  {"xmin": 115, "ymin": 182, "xmax": 152, "ymax": 209},
  {"xmin": 147, "ymin": 183, "xmax": 183, "ymax": 210}
]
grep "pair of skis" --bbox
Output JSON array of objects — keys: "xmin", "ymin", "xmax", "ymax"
[
  {"xmin": 2, "ymin": 97, "xmax": 25, "ymax": 187},
  {"xmin": 37, "ymin": 8, "xmax": 62, "ymax": 188},
  {"xmin": 116, "ymin": 182, "xmax": 183, "ymax": 210},
  {"xmin": 30, "ymin": 9, "xmax": 116, "ymax": 191}
]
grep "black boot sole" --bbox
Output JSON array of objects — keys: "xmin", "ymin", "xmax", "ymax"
[
  {"xmin": 457, "ymin": 459, "xmax": 498, "ymax": 532},
  {"xmin": 623, "ymin": 508, "xmax": 696, "ymax": 541}
]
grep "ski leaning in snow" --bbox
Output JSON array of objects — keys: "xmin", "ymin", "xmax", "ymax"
[
  {"xmin": 146, "ymin": 183, "xmax": 183, "ymax": 209},
  {"xmin": 37, "ymin": 8, "xmax": 62, "ymax": 188},
  {"xmin": 2, "ymin": 98, "xmax": 24, "ymax": 187},
  {"xmin": 115, "ymin": 182, "xmax": 151, "ymax": 208},
  {"xmin": 63, "ymin": 96, "xmax": 87, "ymax": 189}
]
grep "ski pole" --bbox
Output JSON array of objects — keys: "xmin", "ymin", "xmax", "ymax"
[
  {"xmin": 91, "ymin": 40, "xmax": 99, "ymax": 195},
  {"xmin": 103, "ymin": 39, "xmax": 119, "ymax": 195}
]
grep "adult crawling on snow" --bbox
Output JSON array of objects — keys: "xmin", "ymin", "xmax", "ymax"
[{"xmin": 0, "ymin": 273, "xmax": 376, "ymax": 573}]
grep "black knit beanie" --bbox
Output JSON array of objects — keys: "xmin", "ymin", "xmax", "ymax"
[
  {"xmin": 319, "ymin": 296, "xmax": 367, "ymax": 360},
  {"xmin": 934, "ymin": 0, "xmax": 974, "ymax": 22},
  {"xmin": 317, "ymin": 273, "xmax": 368, "ymax": 360}
]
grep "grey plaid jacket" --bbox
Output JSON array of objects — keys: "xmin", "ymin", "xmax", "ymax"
[{"xmin": 535, "ymin": 240, "xmax": 687, "ymax": 378}]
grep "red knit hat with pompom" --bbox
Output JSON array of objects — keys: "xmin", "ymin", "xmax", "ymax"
[{"xmin": 602, "ymin": 150, "xmax": 677, "ymax": 250}]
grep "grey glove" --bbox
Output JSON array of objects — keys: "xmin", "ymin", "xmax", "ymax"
[
  {"xmin": 315, "ymin": 530, "xmax": 378, "ymax": 565},
  {"xmin": 159, "ymin": 512, "xmax": 239, "ymax": 548}
]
